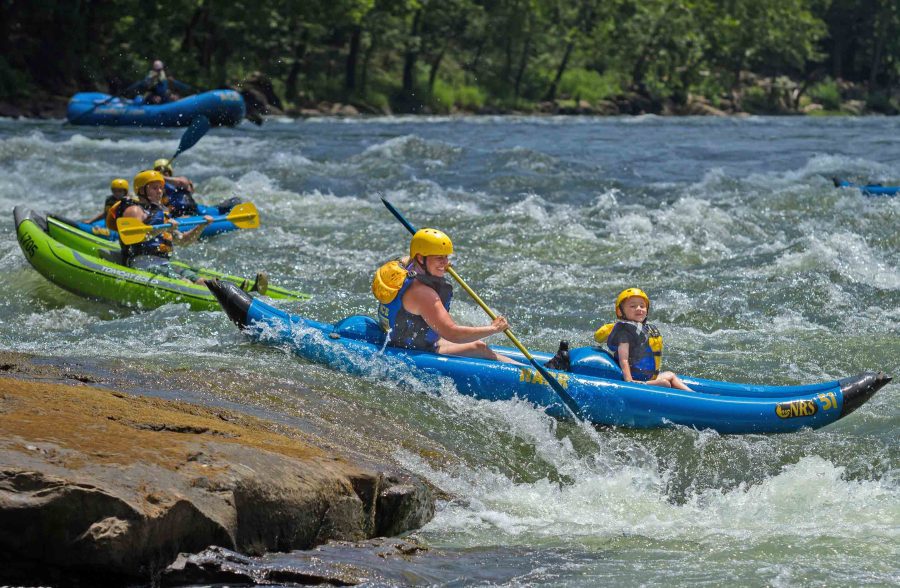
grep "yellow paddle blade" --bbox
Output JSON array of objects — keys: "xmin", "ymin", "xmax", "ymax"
[
  {"xmin": 226, "ymin": 202, "xmax": 259, "ymax": 229},
  {"xmin": 115, "ymin": 202, "xmax": 259, "ymax": 245},
  {"xmin": 116, "ymin": 217, "xmax": 155, "ymax": 245}
]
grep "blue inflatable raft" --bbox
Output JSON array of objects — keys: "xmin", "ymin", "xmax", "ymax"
[
  {"xmin": 66, "ymin": 90, "xmax": 245, "ymax": 127},
  {"xmin": 833, "ymin": 177, "xmax": 898, "ymax": 197},
  {"xmin": 206, "ymin": 281, "xmax": 890, "ymax": 435},
  {"xmin": 66, "ymin": 199, "xmax": 244, "ymax": 242}
]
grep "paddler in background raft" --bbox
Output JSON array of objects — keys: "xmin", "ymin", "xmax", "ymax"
[
  {"xmin": 135, "ymin": 59, "xmax": 192, "ymax": 104},
  {"xmin": 373, "ymin": 228, "xmax": 517, "ymax": 363},
  {"xmin": 82, "ymin": 178, "xmax": 134, "ymax": 224},
  {"xmin": 594, "ymin": 288, "xmax": 692, "ymax": 390}
]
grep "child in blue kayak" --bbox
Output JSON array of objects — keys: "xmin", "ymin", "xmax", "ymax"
[{"xmin": 595, "ymin": 288, "xmax": 692, "ymax": 390}]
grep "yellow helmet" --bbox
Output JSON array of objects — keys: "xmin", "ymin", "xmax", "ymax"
[
  {"xmin": 153, "ymin": 158, "xmax": 173, "ymax": 176},
  {"xmin": 133, "ymin": 170, "xmax": 165, "ymax": 195},
  {"xmin": 110, "ymin": 178, "xmax": 129, "ymax": 191},
  {"xmin": 615, "ymin": 288, "xmax": 650, "ymax": 318},
  {"xmin": 409, "ymin": 228, "xmax": 453, "ymax": 259}
]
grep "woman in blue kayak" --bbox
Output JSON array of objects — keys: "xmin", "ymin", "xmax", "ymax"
[
  {"xmin": 596, "ymin": 288, "xmax": 692, "ymax": 390},
  {"xmin": 375, "ymin": 228, "xmax": 516, "ymax": 362}
]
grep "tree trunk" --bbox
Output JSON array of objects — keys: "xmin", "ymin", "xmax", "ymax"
[
  {"xmin": 544, "ymin": 38, "xmax": 574, "ymax": 102},
  {"xmin": 513, "ymin": 36, "xmax": 531, "ymax": 99},
  {"xmin": 428, "ymin": 44, "xmax": 447, "ymax": 94},
  {"xmin": 467, "ymin": 37, "xmax": 487, "ymax": 82},
  {"xmin": 402, "ymin": 10, "xmax": 423, "ymax": 99},
  {"xmin": 360, "ymin": 33, "xmax": 377, "ymax": 96},
  {"xmin": 868, "ymin": 7, "xmax": 887, "ymax": 92},
  {"xmin": 285, "ymin": 40, "xmax": 308, "ymax": 103},
  {"xmin": 345, "ymin": 26, "xmax": 361, "ymax": 93}
]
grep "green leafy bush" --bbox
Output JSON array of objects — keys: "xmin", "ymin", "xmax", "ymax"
[
  {"xmin": 741, "ymin": 86, "xmax": 779, "ymax": 114},
  {"xmin": 808, "ymin": 78, "xmax": 841, "ymax": 111},
  {"xmin": 558, "ymin": 68, "xmax": 620, "ymax": 103},
  {"xmin": 430, "ymin": 79, "xmax": 486, "ymax": 112}
]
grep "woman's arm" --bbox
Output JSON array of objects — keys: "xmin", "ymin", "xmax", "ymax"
[
  {"xmin": 172, "ymin": 216, "xmax": 212, "ymax": 245},
  {"xmin": 407, "ymin": 285, "xmax": 507, "ymax": 343}
]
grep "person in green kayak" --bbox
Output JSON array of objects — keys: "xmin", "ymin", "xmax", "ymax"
[
  {"xmin": 115, "ymin": 170, "xmax": 268, "ymax": 292},
  {"xmin": 113, "ymin": 169, "xmax": 211, "ymax": 284},
  {"xmin": 594, "ymin": 288, "xmax": 692, "ymax": 390},
  {"xmin": 83, "ymin": 178, "xmax": 133, "ymax": 224},
  {"xmin": 373, "ymin": 228, "xmax": 516, "ymax": 363}
]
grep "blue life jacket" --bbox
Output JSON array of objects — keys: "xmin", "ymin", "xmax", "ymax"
[
  {"xmin": 116, "ymin": 201, "xmax": 174, "ymax": 265},
  {"xmin": 378, "ymin": 262, "xmax": 453, "ymax": 351},
  {"xmin": 607, "ymin": 320, "xmax": 662, "ymax": 381},
  {"xmin": 164, "ymin": 182, "xmax": 199, "ymax": 216}
]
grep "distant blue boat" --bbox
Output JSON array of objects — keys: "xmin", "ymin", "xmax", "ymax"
[
  {"xmin": 206, "ymin": 280, "xmax": 890, "ymax": 435},
  {"xmin": 833, "ymin": 177, "xmax": 898, "ymax": 197},
  {"xmin": 66, "ymin": 90, "xmax": 245, "ymax": 127}
]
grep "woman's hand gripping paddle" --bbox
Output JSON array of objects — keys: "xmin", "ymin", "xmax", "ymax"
[
  {"xmin": 380, "ymin": 197, "xmax": 583, "ymax": 420},
  {"xmin": 116, "ymin": 202, "xmax": 259, "ymax": 245}
]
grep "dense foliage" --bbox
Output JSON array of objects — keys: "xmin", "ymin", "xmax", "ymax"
[{"xmin": 2, "ymin": 0, "xmax": 898, "ymax": 113}]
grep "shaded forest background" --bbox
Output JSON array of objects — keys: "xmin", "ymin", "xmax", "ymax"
[{"xmin": 2, "ymin": 0, "xmax": 898, "ymax": 116}]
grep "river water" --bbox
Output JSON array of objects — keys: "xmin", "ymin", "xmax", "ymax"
[{"xmin": 1, "ymin": 115, "xmax": 898, "ymax": 586}]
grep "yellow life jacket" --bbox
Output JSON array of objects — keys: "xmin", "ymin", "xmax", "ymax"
[
  {"xmin": 596, "ymin": 321, "xmax": 663, "ymax": 378},
  {"xmin": 372, "ymin": 259, "xmax": 411, "ymax": 304}
]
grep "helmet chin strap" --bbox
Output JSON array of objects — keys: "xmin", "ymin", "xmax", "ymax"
[{"xmin": 416, "ymin": 254, "xmax": 433, "ymax": 276}]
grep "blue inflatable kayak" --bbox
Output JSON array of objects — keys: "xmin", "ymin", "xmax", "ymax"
[
  {"xmin": 66, "ymin": 90, "xmax": 245, "ymax": 127},
  {"xmin": 65, "ymin": 199, "xmax": 244, "ymax": 242},
  {"xmin": 833, "ymin": 177, "xmax": 898, "ymax": 197},
  {"xmin": 206, "ymin": 281, "xmax": 890, "ymax": 435}
]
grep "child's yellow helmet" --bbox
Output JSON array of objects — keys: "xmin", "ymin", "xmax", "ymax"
[
  {"xmin": 615, "ymin": 288, "xmax": 650, "ymax": 318},
  {"xmin": 410, "ymin": 228, "xmax": 453, "ymax": 259},
  {"xmin": 110, "ymin": 178, "xmax": 129, "ymax": 191}
]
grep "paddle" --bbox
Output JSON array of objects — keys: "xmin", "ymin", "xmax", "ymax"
[
  {"xmin": 380, "ymin": 197, "xmax": 583, "ymax": 420},
  {"xmin": 167, "ymin": 115, "xmax": 210, "ymax": 166},
  {"xmin": 116, "ymin": 202, "xmax": 259, "ymax": 245}
]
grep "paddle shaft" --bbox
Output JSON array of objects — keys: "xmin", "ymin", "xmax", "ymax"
[
  {"xmin": 446, "ymin": 267, "xmax": 533, "ymax": 361},
  {"xmin": 117, "ymin": 202, "xmax": 258, "ymax": 244},
  {"xmin": 380, "ymin": 197, "xmax": 582, "ymax": 419}
]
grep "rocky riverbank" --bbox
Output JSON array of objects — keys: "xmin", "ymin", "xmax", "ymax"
[
  {"xmin": 0, "ymin": 352, "xmax": 434, "ymax": 587},
  {"xmin": 2, "ymin": 72, "xmax": 894, "ymax": 123}
]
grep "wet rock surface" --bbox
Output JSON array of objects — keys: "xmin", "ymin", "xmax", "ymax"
[
  {"xmin": 0, "ymin": 352, "xmax": 434, "ymax": 587},
  {"xmin": 161, "ymin": 538, "xmax": 429, "ymax": 586}
]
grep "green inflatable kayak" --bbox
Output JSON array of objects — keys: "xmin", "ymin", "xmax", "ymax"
[{"xmin": 14, "ymin": 207, "xmax": 309, "ymax": 310}]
